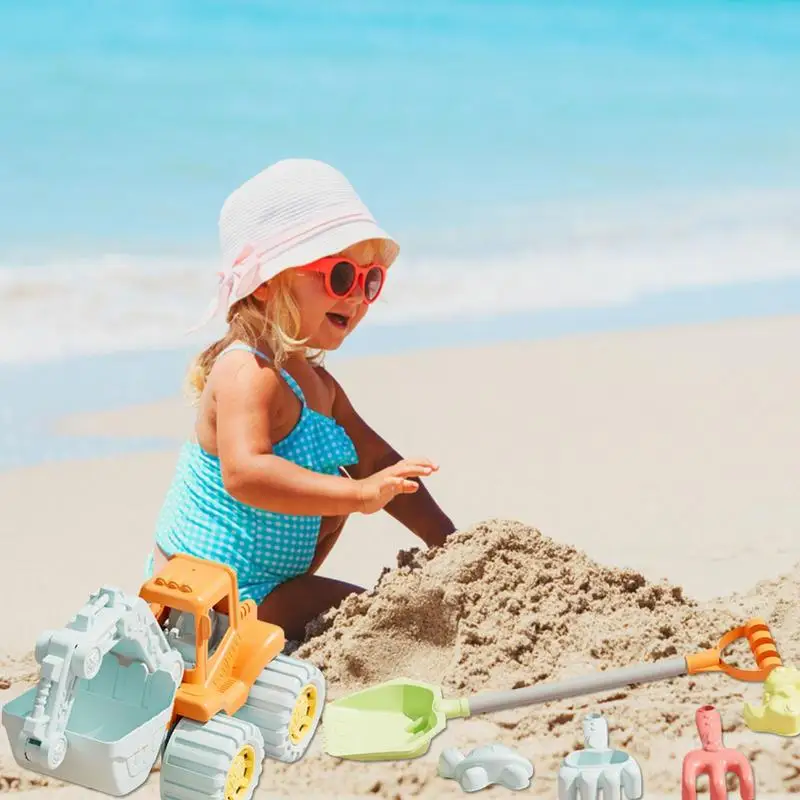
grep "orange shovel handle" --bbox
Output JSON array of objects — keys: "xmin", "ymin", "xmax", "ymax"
[{"xmin": 685, "ymin": 617, "xmax": 782, "ymax": 682}]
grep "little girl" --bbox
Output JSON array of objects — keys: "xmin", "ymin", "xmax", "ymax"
[{"xmin": 148, "ymin": 159, "xmax": 456, "ymax": 640}]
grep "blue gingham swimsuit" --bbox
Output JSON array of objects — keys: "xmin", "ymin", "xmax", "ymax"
[{"xmin": 146, "ymin": 343, "xmax": 359, "ymax": 603}]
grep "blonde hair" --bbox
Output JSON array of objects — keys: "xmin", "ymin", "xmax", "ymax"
[{"xmin": 185, "ymin": 238, "xmax": 391, "ymax": 400}]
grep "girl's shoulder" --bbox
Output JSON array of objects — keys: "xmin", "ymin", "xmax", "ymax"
[
  {"xmin": 203, "ymin": 349, "xmax": 295, "ymax": 438},
  {"xmin": 209, "ymin": 345, "xmax": 285, "ymax": 399}
]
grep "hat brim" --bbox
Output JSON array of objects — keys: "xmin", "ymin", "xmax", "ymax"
[{"xmin": 253, "ymin": 219, "xmax": 400, "ymax": 289}]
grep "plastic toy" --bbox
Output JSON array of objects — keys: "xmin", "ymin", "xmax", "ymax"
[
  {"xmin": 681, "ymin": 705, "xmax": 755, "ymax": 800},
  {"xmin": 322, "ymin": 618, "xmax": 780, "ymax": 760},
  {"xmin": 1, "ymin": 553, "xmax": 325, "ymax": 798},
  {"xmin": 438, "ymin": 743, "xmax": 534, "ymax": 793},
  {"xmin": 743, "ymin": 664, "xmax": 800, "ymax": 736},
  {"xmin": 557, "ymin": 712, "xmax": 643, "ymax": 800}
]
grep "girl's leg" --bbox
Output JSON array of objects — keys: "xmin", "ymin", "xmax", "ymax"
[
  {"xmin": 258, "ymin": 514, "xmax": 359, "ymax": 641},
  {"xmin": 257, "ymin": 573, "xmax": 363, "ymax": 641}
]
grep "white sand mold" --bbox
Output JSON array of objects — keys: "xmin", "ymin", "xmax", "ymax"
[{"xmin": 438, "ymin": 743, "xmax": 534, "ymax": 792}]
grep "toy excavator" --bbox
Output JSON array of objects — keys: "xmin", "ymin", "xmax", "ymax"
[{"xmin": 1, "ymin": 553, "xmax": 325, "ymax": 799}]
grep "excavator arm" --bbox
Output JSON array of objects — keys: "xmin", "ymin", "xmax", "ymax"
[{"xmin": 19, "ymin": 586, "xmax": 184, "ymax": 772}]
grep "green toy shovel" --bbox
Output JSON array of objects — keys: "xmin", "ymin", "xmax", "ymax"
[{"xmin": 322, "ymin": 618, "xmax": 780, "ymax": 761}]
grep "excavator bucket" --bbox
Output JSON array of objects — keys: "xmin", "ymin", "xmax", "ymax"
[{"xmin": 2, "ymin": 587, "xmax": 184, "ymax": 797}]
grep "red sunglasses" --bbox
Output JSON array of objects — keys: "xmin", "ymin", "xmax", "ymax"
[{"xmin": 298, "ymin": 256, "xmax": 386, "ymax": 303}]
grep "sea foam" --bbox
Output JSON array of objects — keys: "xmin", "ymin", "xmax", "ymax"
[{"xmin": 1, "ymin": 190, "xmax": 799, "ymax": 365}]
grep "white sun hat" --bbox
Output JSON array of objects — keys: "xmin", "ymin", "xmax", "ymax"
[{"xmin": 191, "ymin": 158, "xmax": 400, "ymax": 329}]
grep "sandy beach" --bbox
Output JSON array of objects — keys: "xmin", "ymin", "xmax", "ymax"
[{"xmin": 2, "ymin": 314, "xmax": 799, "ymax": 797}]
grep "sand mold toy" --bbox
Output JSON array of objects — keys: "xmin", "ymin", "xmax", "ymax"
[
  {"xmin": 438, "ymin": 743, "xmax": 534, "ymax": 793},
  {"xmin": 743, "ymin": 664, "xmax": 800, "ymax": 737}
]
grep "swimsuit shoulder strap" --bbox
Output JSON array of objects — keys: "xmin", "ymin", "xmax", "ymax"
[
  {"xmin": 219, "ymin": 342, "xmax": 273, "ymax": 362},
  {"xmin": 218, "ymin": 343, "xmax": 306, "ymax": 406},
  {"xmin": 277, "ymin": 370, "xmax": 306, "ymax": 406}
]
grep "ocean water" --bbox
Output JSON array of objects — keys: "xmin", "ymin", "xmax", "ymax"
[{"xmin": 1, "ymin": 1, "xmax": 799, "ymax": 466}]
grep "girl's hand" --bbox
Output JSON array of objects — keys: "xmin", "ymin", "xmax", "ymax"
[{"xmin": 356, "ymin": 458, "xmax": 438, "ymax": 514}]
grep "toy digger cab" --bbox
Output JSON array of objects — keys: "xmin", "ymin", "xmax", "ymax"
[{"xmin": 2, "ymin": 553, "xmax": 325, "ymax": 799}]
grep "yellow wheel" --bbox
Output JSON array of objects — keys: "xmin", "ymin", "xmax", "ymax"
[
  {"xmin": 234, "ymin": 653, "xmax": 326, "ymax": 763},
  {"xmin": 289, "ymin": 684, "xmax": 319, "ymax": 744},
  {"xmin": 225, "ymin": 743, "xmax": 257, "ymax": 799},
  {"xmin": 160, "ymin": 716, "xmax": 264, "ymax": 799}
]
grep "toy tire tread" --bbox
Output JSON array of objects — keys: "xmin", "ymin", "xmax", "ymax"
[
  {"xmin": 160, "ymin": 714, "xmax": 264, "ymax": 800},
  {"xmin": 234, "ymin": 653, "xmax": 325, "ymax": 763}
]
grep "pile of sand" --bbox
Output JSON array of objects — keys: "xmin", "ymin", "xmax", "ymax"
[
  {"xmin": 300, "ymin": 519, "xmax": 704, "ymax": 693},
  {"xmin": 3, "ymin": 519, "xmax": 800, "ymax": 797}
]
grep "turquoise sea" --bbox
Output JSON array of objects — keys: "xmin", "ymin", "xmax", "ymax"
[{"xmin": 1, "ymin": 1, "xmax": 799, "ymax": 467}]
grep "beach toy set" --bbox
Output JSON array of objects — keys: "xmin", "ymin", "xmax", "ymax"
[
  {"xmin": 0, "ymin": 549, "xmax": 790, "ymax": 799},
  {"xmin": 322, "ymin": 617, "xmax": 782, "ymax": 798},
  {"xmin": 1, "ymin": 553, "xmax": 325, "ymax": 799}
]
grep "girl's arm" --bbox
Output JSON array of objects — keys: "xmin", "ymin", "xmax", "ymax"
[
  {"xmin": 325, "ymin": 369, "xmax": 457, "ymax": 548},
  {"xmin": 215, "ymin": 354, "xmax": 364, "ymax": 516}
]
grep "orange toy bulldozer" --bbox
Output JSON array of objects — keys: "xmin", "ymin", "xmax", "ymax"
[{"xmin": 1, "ymin": 553, "xmax": 325, "ymax": 799}]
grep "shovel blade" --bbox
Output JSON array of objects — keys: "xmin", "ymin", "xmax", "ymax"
[{"xmin": 322, "ymin": 679, "xmax": 447, "ymax": 761}]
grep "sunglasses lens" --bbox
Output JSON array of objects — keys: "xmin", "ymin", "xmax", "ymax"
[
  {"xmin": 329, "ymin": 261, "xmax": 356, "ymax": 296},
  {"xmin": 364, "ymin": 266, "xmax": 384, "ymax": 301}
]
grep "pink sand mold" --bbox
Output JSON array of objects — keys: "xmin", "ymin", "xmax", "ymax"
[
  {"xmin": 682, "ymin": 704, "xmax": 755, "ymax": 800},
  {"xmin": 557, "ymin": 712, "xmax": 643, "ymax": 800}
]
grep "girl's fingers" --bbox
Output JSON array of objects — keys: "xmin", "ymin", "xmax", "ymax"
[
  {"xmin": 405, "ymin": 457, "xmax": 438, "ymax": 470},
  {"xmin": 391, "ymin": 462, "xmax": 436, "ymax": 478},
  {"xmin": 386, "ymin": 477, "xmax": 420, "ymax": 495}
]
